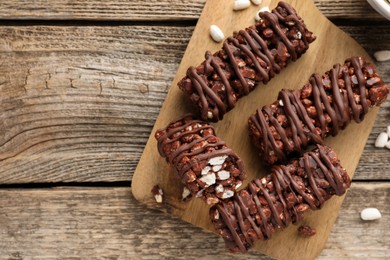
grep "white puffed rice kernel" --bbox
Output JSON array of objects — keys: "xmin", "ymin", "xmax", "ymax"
[
  {"xmin": 360, "ymin": 208, "xmax": 382, "ymax": 221},
  {"xmin": 375, "ymin": 132, "xmax": 388, "ymax": 148},
  {"xmin": 233, "ymin": 0, "xmax": 251, "ymax": 11},
  {"xmin": 212, "ymin": 165, "xmax": 222, "ymax": 172},
  {"xmin": 208, "ymin": 155, "xmax": 228, "ymax": 166},
  {"xmin": 215, "ymin": 184, "xmax": 224, "ymax": 193},
  {"xmin": 373, "ymin": 50, "xmax": 390, "ymax": 62},
  {"xmin": 251, "ymin": 0, "xmax": 262, "ymax": 5},
  {"xmin": 199, "ymin": 173, "xmax": 216, "ymax": 186},
  {"xmin": 209, "ymin": 25, "xmax": 225, "ymax": 43},
  {"xmin": 255, "ymin": 6, "xmax": 270, "ymax": 21},
  {"xmin": 201, "ymin": 166, "xmax": 211, "ymax": 176},
  {"xmin": 221, "ymin": 190, "xmax": 234, "ymax": 199},
  {"xmin": 182, "ymin": 187, "xmax": 191, "ymax": 200},
  {"xmin": 217, "ymin": 170, "xmax": 230, "ymax": 180}
]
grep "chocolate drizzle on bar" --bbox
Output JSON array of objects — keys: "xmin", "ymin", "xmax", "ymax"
[
  {"xmin": 210, "ymin": 145, "xmax": 351, "ymax": 253},
  {"xmin": 155, "ymin": 114, "xmax": 246, "ymax": 205},
  {"xmin": 179, "ymin": 1, "xmax": 316, "ymax": 122},
  {"xmin": 249, "ymin": 57, "xmax": 390, "ymax": 164}
]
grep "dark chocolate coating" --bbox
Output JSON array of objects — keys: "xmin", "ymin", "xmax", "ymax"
[
  {"xmin": 210, "ymin": 145, "xmax": 351, "ymax": 253},
  {"xmin": 249, "ymin": 57, "xmax": 390, "ymax": 164},
  {"xmin": 178, "ymin": 1, "xmax": 316, "ymax": 122},
  {"xmin": 155, "ymin": 114, "xmax": 246, "ymax": 205}
]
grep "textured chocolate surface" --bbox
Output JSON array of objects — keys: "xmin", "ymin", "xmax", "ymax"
[
  {"xmin": 155, "ymin": 114, "xmax": 246, "ymax": 205},
  {"xmin": 210, "ymin": 145, "xmax": 351, "ymax": 253},
  {"xmin": 249, "ymin": 57, "xmax": 390, "ymax": 164},
  {"xmin": 178, "ymin": 1, "xmax": 316, "ymax": 122}
]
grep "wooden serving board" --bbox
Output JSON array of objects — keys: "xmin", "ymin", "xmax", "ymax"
[{"xmin": 132, "ymin": 0, "xmax": 378, "ymax": 259}]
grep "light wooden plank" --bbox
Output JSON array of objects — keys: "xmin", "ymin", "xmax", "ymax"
[
  {"xmin": 0, "ymin": 183, "xmax": 388, "ymax": 258},
  {"xmin": 0, "ymin": 0, "xmax": 384, "ymax": 21},
  {"xmin": 0, "ymin": 25, "xmax": 193, "ymax": 184},
  {"xmin": 0, "ymin": 25, "xmax": 388, "ymax": 184},
  {"xmin": 320, "ymin": 182, "xmax": 390, "ymax": 259}
]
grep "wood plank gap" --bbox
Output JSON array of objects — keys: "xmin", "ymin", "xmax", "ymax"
[
  {"xmin": 352, "ymin": 179, "xmax": 390, "ymax": 183},
  {"xmin": 330, "ymin": 19, "xmax": 388, "ymax": 27},
  {"xmin": 1, "ymin": 179, "xmax": 388, "ymax": 190},
  {"xmin": 0, "ymin": 181, "xmax": 131, "ymax": 189},
  {"xmin": 0, "ymin": 19, "xmax": 197, "ymax": 27}
]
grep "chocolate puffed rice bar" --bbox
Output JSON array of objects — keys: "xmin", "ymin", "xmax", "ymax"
[
  {"xmin": 210, "ymin": 145, "xmax": 351, "ymax": 252},
  {"xmin": 178, "ymin": 1, "xmax": 316, "ymax": 122},
  {"xmin": 249, "ymin": 56, "xmax": 390, "ymax": 164},
  {"xmin": 155, "ymin": 114, "xmax": 246, "ymax": 205}
]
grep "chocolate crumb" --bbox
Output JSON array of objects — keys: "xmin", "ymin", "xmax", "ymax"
[{"xmin": 298, "ymin": 225, "xmax": 316, "ymax": 238}]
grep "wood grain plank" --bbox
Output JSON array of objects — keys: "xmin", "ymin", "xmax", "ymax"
[
  {"xmin": 0, "ymin": 183, "xmax": 388, "ymax": 259},
  {"xmin": 0, "ymin": 25, "xmax": 388, "ymax": 184},
  {"xmin": 0, "ymin": 0, "xmax": 384, "ymax": 21},
  {"xmin": 0, "ymin": 25, "xmax": 192, "ymax": 184}
]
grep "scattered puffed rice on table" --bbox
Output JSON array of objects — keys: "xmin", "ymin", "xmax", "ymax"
[
  {"xmin": 374, "ymin": 50, "xmax": 390, "ymax": 62},
  {"xmin": 360, "ymin": 208, "xmax": 382, "ymax": 221},
  {"xmin": 251, "ymin": 0, "xmax": 262, "ymax": 5},
  {"xmin": 386, "ymin": 141, "xmax": 390, "ymax": 149},
  {"xmin": 233, "ymin": 0, "xmax": 251, "ymax": 11},
  {"xmin": 255, "ymin": 6, "xmax": 271, "ymax": 21},
  {"xmin": 387, "ymin": 126, "xmax": 390, "ymax": 137},
  {"xmin": 375, "ymin": 132, "xmax": 389, "ymax": 148},
  {"xmin": 209, "ymin": 25, "xmax": 225, "ymax": 43}
]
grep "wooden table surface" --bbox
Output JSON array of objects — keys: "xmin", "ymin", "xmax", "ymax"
[{"xmin": 0, "ymin": 0, "xmax": 388, "ymax": 259}]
